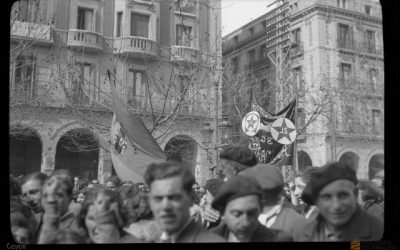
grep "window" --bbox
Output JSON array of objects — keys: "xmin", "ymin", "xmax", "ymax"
[
  {"xmin": 176, "ymin": 75, "xmax": 193, "ymax": 113},
  {"xmin": 293, "ymin": 67, "xmax": 303, "ymax": 90},
  {"xmin": 72, "ymin": 63, "xmax": 96, "ymax": 105},
  {"xmin": 259, "ymin": 44, "xmax": 267, "ymax": 59},
  {"xmin": 297, "ymin": 108, "xmax": 306, "ymax": 129},
  {"xmin": 372, "ymin": 109, "xmax": 382, "ymax": 135},
  {"xmin": 249, "ymin": 27, "xmax": 254, "ymax": 36},
  {"xmin": 131, "ymin": 13, "xmax": 149, "ymax": 38},
  {"xmin": 16, "ymin": 0, "xmax": 40, "ymax": 23},
  {"xmin": 231, "ymin": 57, "xmax": 239, "ymax": 74},
  {"xmin": 12, "ymin": 55, "xmax": 35, "ymax": 100},
  {"xmin": 234, "ymin": 35, "xmax": 238, "ymax": 45},
  {"xmin": 343, "ymin": 105, "xmax": 355, "ymax": 133},
  {"xmin": 337, "ymin": 0, "xmax": 347, "ymax": 9},
  {"xmin": 127, "ymin": 70, "xmax": 147, "ymax": 108},
  {"xmin": 175, "ymin": 0, "xmax": 196, "ymax": 14},
  {"xmin": 338, "ymin": 24, "xmax": 352, "ymax": 48},
  {"xmin": 116, "ymin": 12, "xmax": 123, "ymax": 37},
  {"xmin": 365, "ymin": 30, "xmax": 376, "ymax": 53},
  {"xmin": 77, "ymin": 7, "xmax": 94, "ymax": 31},
  {"xmin": 262, "ymin": 21, "xmax": 267, "ymax": 31},
  {"xmin": 248, "ymin": 49, "xmax": 255, "ymax": 66},
  {"xmin": 292, "ymin": 28, "xmax": 301, "ymax": 45},
  {"xmin": 368, "ymin": 68, "xmax": 378, "ymax": 90},
  {"xmin": 340, "ymin": 63, "xmax": 352, "ymax": 86},
  {"xmin": 259, "ymin": 79, "xmax": 272, "ymax": 108},
  {"xmin": 176, "ymin": 24, "xmax": 193, "ymax": 47},
  {"xmin": 365, "ymin": 5, "xmax": 371, "ymax": 15}
]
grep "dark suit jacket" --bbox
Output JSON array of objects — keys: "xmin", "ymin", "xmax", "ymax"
[
  {"xmin": 293, "ymin": 205, "xmax": 383, "ymax": 241},
  {"xmin": 211, "ymin": 221, "xmax": 293, "ymax": 242}
]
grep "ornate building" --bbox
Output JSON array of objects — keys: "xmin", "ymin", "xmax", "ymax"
[
  {"xmin": 222, "ymin": 0, "xmax": 383, "ymax": 181},
  {"xmin": 10, "ymin": 0, "xmax": 222, "ymax": 185}
]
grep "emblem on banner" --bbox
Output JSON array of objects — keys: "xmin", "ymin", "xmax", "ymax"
[
  {"xmin": 271, "ymin": 118, "xmax": 297, "ymax": 145},
  {"xmin": 242, "ymin": 111, "xmax": 261, "ymax": 137}
]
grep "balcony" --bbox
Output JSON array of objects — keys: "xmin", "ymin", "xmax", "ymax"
[
  {"xmin": 113, "ymin": 36, "xmax": 158, "ymax": 60},
  {"xmin": 67, "ymin": 29, "xmax": 104, "ymax": 52},
  {"xmin": 10, "ymin": 20, "xmax": 53, "ymax": 45},
  {"xmin": 171, "ymin": 46, "xmax": 200, "ymax": 63},
  {"xmin": 174, "ymin": 1, "xmax": 196, "ymax": 17}
]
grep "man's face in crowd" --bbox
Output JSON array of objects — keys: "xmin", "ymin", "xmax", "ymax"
[
  {"xmin": 222, "ymin": 195, "xmax": 260, "ymax": 242},
  {"xmin": 21, "ymin": 179, "xmax": 43, "ymax": 213},
  {"xmin": 218, "ymin": 159, "xmax": 236, "ymax": 181},
  {"xmin": 316, "ymin": 179, "xmax": 357, "ymax": 229},
  {"xmin": 149, "ymin": 176, "xmax": 192, "ymax": 235},
  {"xmin": 41, "ymin": 179, "xmax": 71, "ymax": 216},
  {"xmin": 105, "ymin": 181, "xmax": 117, "ymax": 191},
  {"xmin": 294, "ymin": 176, "xmax": 306, "ymax": 205}
]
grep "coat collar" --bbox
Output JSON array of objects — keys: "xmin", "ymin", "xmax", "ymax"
[{"xmin": 301, "ymin": 205, "xmax": 373, "ymax": 240}]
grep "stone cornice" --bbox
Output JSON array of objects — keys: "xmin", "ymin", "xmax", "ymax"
[{"xmin": 291, "ymin": 4, "xmax": 382, "ymax": 25}]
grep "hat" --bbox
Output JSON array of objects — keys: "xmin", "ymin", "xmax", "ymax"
[
  {"xmin": 212, "ymin": 175, "xmax": 262, "ymax": 213},
  {"xmin": 219, "ymin": 146, "xmax": 257, "ymax": 167},
  {"xmin": 301, "ymin": 162, "xmax": 358, "ymax": 205},
  {"xmin": 239, "ymin": 164, "xmax": 283, "ymax": 191},
  {"xmin": 205, "ymin": 178, "xmax": 224, "ymax": 197}
]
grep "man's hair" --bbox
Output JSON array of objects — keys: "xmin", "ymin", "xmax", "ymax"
[
  {"xmin": 44, "ymin": 175, "xmax": 74, "ymax": 198},
  {"xmin": 144, "ymin": 161, "xmax": 195, "ymax": 195},
  {"xmin": 22, "ymin": 171, "xmax": 49, "ymax": 187},
  {"xmin": 261, "ymin": 187, "xmax": 283, "ymax": 206},
  {"xmin": 295, "ymin": 167, "xmax": 319, "ymax": 184}
]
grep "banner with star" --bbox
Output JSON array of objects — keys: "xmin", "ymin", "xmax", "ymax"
[
  {"xmin": 248, "ymin": 99, "xmax": 296, "ymax": 166},
  {"xmin": 109, "ymin": 71, "xmax": 166, "ymax": 183}
]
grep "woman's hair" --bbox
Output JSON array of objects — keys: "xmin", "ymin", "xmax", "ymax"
[
  {"xmin": 10, "ymin": 203, "xmax": 37, "ymax": 243},
  {"xmin": 125, "ymin": 191, "xmax": 153, "ymax": 224}
]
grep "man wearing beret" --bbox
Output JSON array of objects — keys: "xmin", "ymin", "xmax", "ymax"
[
  {"xmin": 217, "ymin": 146, "xmax": 258, "ymax": 182},
  {"xmin": 210, "ymin": 175, "xmax": 292, "ymax": 242},
  {"xmin": 202, "ymin": 146, "xmax": 258, "ymax": 228},
  {"xmin": 239, "ymin": 164, "xmax": 308, "ymax": 238},
  {"xmin": 293, "ymin": 162, "xmax": 383, "ymax": 241}
]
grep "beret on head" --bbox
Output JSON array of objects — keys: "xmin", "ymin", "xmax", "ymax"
[
  {"xmin": 239, "ymin": 163, "xmax": 283, "ymax": 191},
  {"xmin": 219, "ymin": 146, "xmax": 258, "ymax": 167},
  {"xmin": 205, "ymin": 178, "xmax": 224, "ymax": 197},
  {"xmin": 211, "ymin": 175, "xmax": 262, "ymax": 213},
  {"xmin": 301, "ymin": 162, "xmax": 358, "ymax": 205}
]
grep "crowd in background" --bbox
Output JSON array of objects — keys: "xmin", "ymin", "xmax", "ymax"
[{"xmin": 9, "ymin": 146, "xmax": 384, "ymax": 243}]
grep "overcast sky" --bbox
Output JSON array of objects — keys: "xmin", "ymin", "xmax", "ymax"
[{"xmin": 221, "ymin": 0, "xmax": 273, "ymax": 37}]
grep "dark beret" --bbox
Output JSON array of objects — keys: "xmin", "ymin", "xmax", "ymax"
[
  {"xmin": 212, "ymin": 175, "xmax": 262, "ymax": 213},
  {"xmin": 301, "ymin": 162, "xmax": 358, "ymax": 205},
  {"xmin": 219, "ymin": 146, "xmax": 257, "ymax": 167},
  {"xmin": 239, "ymin": 163, "xmax": 283, "ymax": 190},
  {"xmin": 205, "ymin": 178, "xmax": 224, "ymax": 197}
]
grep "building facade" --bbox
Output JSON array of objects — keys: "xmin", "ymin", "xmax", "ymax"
[
  {"xmin": 222, "ymin": 0, "xmax": 383, "ymax": 181},
  {"xmin": 10, "ymin": 0, "xmax": 222, "ymax": 185}
]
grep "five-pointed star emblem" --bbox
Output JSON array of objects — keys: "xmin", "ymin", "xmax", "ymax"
[
  {"xmin": 272, "ymin": 119, "xmax": 296, "ymax": 142},
  {"xmin": 246, "ymin": 115, "xmax": 257, "ymax": 131}
]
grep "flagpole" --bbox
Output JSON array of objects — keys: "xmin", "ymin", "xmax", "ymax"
[{"xmin": 293, "ymin": 96, "xmax": 299, "ymax": 174}]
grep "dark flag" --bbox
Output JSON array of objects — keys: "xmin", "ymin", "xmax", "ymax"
[
  {"xmin": 109, "ymin": 71, "xmax": 166, "ymax": 183},
  {"xmin": 249, "ymin": 99, "xmax": 296, "ymax": 166}
]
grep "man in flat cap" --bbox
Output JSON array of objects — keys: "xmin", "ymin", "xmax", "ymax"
[
  {"xmin": 240, "ymin": 164, "xmax": 307, "ymax": 238},
  {"xmin": 293, "ymin": 162, "xmax": 383, "ymax": 241},
  {"xmin": 210, "ymin": 175, "xmax": 292, "ymax": 242}
]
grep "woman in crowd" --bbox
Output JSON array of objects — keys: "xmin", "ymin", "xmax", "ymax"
[{"xmin": 122, "ymin": 190, "xmax": 161, "ymax": 243}]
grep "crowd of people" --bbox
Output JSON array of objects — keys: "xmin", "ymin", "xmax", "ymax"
[{"xmin": 9, "ymin": 146, "xmax": 384, "ymax": 243}]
